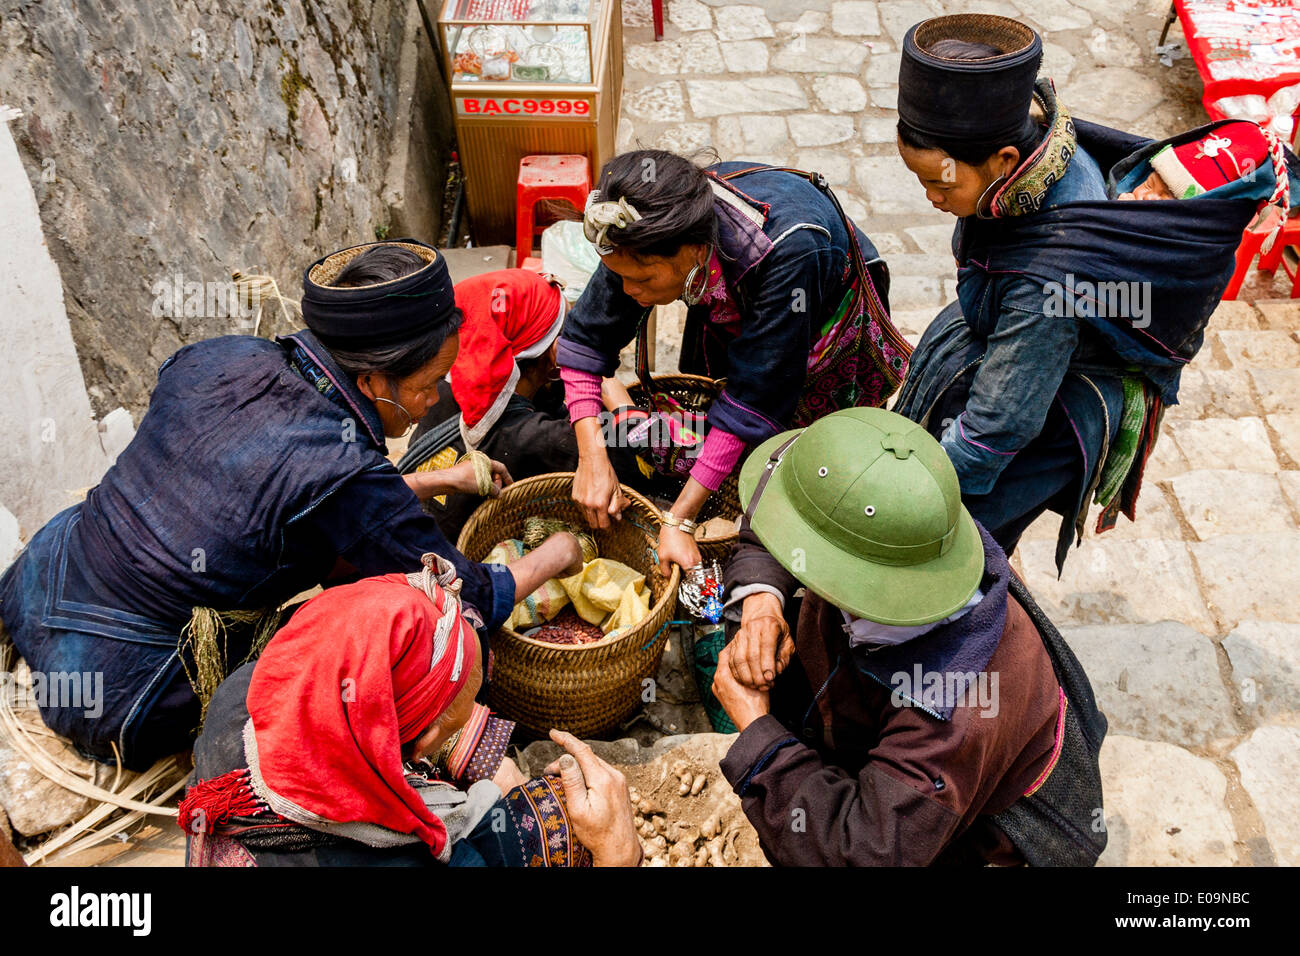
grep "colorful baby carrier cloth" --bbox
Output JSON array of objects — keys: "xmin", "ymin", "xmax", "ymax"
[
  {"xmin": 957, "ymin": 114, "xmax": 1298, "ymax": 536},
  {"xmin": 628, "ymin": 164, "xmax": 912, "ymax": 479}
]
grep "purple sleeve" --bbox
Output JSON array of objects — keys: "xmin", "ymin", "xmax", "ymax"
[{"xmin": 560, "ymin": 367, "xmax": 604, "ymax": 423}]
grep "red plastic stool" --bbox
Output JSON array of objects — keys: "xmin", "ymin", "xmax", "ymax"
[
  {"xmin": 1223, "ymin": 206, "xmax": 1300, "ymax": 300},
  {"xmin": 515, "ymin": 154, "xmax": 591, "ymax": 259}
]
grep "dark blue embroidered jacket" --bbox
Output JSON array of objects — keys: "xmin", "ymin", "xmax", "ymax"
[
  {"xmin": 0, "ymin": 331, "xmax": 513, "ymax": 768},
  {"xmin": 557, "ymin": 162, "xmax": 890, "ymax": 447}
]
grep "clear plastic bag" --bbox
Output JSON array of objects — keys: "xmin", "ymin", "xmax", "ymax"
[{"xmin": 540, "ymin": 220, "xmax": 601, "ymax": 303}]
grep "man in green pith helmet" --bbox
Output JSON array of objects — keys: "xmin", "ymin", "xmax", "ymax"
[{"xmin": 712, "ymin": 407, "xmax": 1109, "ymax": 866}]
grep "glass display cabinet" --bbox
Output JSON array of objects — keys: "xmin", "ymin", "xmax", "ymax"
[{"xmin": 438, "ymin": 0, "xmax": 623, "ymax": 245}]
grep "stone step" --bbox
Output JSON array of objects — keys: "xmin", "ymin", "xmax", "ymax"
[
  {"xmin": 1230, "ymin": 726, "xmax": 1300, "ymax": 866},
  {"xmin": 1017, "ymin": 535, "xmax": 1216, "ymax": 635},
  {"xmin": 1099, "ymin": 735, "xmax": 1239, "ymax": 866},
  {"xmin": 1223, "ymin": 621, "xmax": 1300, "ymax": 723},
  {"xmin": 1165, "ymin": 469, "xmax": 1297, "ymax": 538},
  {"xmin": 1060, "ymin": 622, "xmax": 1238, "ymax": 748}
]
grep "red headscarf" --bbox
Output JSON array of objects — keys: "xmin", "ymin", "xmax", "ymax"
[
  {"xmin": 245, "ymin": 573, "xmax": 478, "ymax": 856},
  {"xmin": 450, "ymin": 269, "xmax": 565, "ymax": 446}
]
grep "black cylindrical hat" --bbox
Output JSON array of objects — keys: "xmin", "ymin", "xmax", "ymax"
[
  {"xmin": 300, "ymin": 238, "xmax": 458, "ymax": 348},
  {"xmin": 898, "ymin": 14, "xmax": 1042, "ymax": 145}
]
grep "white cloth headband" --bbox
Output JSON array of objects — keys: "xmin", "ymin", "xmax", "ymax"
[
  {"xmin": 407, "ymin": 553, "xmax": 466, "ymax": 682},
  {"xmin": 583, "ymin": 189, "xmax": 643, "ymax": 254}
]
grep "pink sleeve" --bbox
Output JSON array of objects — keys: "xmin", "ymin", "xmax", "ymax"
[
  {"xmin": 560, "ymin": 367, "xmax": 604, "ymax": 423},
  {"xmin": 689, "ymin": 427, "xmax": 747, "ymax": 492}
]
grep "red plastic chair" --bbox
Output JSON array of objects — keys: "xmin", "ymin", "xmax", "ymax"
[
  {"xmin": 1223, "ymin": 206, "xmax": 1300, "ymax": 300},
  {"xmin": 515, "ymin": 154, "xmax": 591, "ymax": 260},
  {"xmin": 653, "ymin": 0, "xmax": 664, "ymax": 40}
]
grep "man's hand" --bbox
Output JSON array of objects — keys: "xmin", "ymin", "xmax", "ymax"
[
  {"xmin": 545, "ymin": 729, "xmax": 641, "ymax": 867},
  {"xmin": 729, "ymin": 592, "xmax": 795, "ymax": 690},
  {"xmin": 713, "ymin": 639, "xmax": 772, "ymax": 732}
]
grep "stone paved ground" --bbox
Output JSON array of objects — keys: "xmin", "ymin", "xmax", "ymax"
[{"xmin": 615, "ymin": 0, "xmax": 1300, "ymax": 866}]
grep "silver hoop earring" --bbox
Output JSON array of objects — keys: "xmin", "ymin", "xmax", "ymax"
[
  {"xmin": 975, "ymin": 174, "xmax": 1009, "ymax": 220},
  {"xmin": 373, "ymin": 396, "xmax": 415, "ymax": 438},
  {"xmin": 680, "ymin": 254, "xmax": 710, "ymax": 306}
]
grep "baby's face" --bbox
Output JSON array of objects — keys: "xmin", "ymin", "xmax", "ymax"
[{"xmin": 1118, "ymin": 171, "xmax": 1175, "ymax": 201}]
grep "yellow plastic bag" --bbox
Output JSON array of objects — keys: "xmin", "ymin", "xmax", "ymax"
[
  {"xmin": 485, "ymin": 539, "xmax": 570, "ymax": 629},
  {"xmin": 559, "ymin": 558, "xmax": 649, "ymax": 632}
]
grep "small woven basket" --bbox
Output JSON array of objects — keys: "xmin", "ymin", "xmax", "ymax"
[
  {"xmin": 457, "ymin": 473, "xmax": 681, "ymax": 738},
  {"xmin": 627, "ymin": 373, "xmax": 742, "ymax": 564}
]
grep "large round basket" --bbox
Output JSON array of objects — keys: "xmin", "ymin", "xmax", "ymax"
[
  {"xmin": 457, "ymin": 473, "xmax": 681, "ymax": 739},
  {"xmin": 627, "ymin": 373, "xmax": 742, "ymax": 564}
]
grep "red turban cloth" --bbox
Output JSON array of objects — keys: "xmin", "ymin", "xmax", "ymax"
[
  {"xmin": 450, "ymin": 269, "xmax": 565, "ymax": 447},
  {"xmin": 245, "ymin": 573, "xmax": 478, "ymax": 856}
]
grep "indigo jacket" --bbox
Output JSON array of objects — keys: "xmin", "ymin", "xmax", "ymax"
[
  {"xmin": 896, "ymin": 143, "xmax": 1121, "ymax": 497},
  {"xmin": 557, "ymin": 162, "xmax": 890, "ymax": 449},
  {"xmin": 0, "ymin": 331, "xmax": 513, "ymax": 769},
  {"xmin": 896, "ymin": 120, "xmax": 1295, "ymax": 568},
  {"xmin": 894, "ymin": 141, "xmax": 1125, "ymax": 568}
]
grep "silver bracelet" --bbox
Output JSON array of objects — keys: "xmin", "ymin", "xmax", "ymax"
[{"xmin": 661, "ymin": 510, "xmax": 698, "ymax": 534}]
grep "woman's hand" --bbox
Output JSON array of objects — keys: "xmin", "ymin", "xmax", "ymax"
[
  {"xmin": 600, "ymin": 376, "xmax": 636, "ymax": 413},
  {"xmin": 508, "ymin": 532, "xmax": 584, "ymax": 598},
  {"xmin": 491, "ymin": 755, "xmax": 528, "ymax": 793},
  {"xmin": 657, "ymin": 524, "xmax": 701, "ymax": 577},
  {"xmin": 545, "ymin": 730, "xmax": 641, "ymax": 867},
  {"xmin": 444, "ymin": 457, "xmax": 513, "ymax": 497},
  {"xmin": 573, "ymin": 418, "xmax": 624, "ymax": 529},
  {"xmin": 555, "ymin": 532, "xmax": 587, "ymax": 578},
  {"xmin": 728, "ymin": 591, "xmax": 795, "ymax": 690},
  {"xmin": 713, "ymin": 640, "xmax": 772, "ymax": 733},
  {"xmin": 404, "ymin": 458, "xmax": 513, "ymax": 501}
]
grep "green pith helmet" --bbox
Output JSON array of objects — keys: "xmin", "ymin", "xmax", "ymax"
[{"xmin": 738, "ymin": 407, "xmax": 985, "ymax": 626}]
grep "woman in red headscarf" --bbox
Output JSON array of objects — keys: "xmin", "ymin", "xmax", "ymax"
[
  {"xmin": 399, "ymin": 268, "xmax": 644, "ymax": 539},
  {"xmin": 179, "ymin": 554, "xmax": 641, "ymax": 867}
]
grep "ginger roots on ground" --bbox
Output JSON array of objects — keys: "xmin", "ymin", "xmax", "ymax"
[{"xmin": 628, "ymin": 763, "xmax": 736, "ymax": 867}]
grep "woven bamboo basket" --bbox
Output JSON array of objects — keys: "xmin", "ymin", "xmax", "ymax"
[
  {"xmin": 457, "ymin": 473, "xmax": 681, "ymax": 739},
  {"xmin": 627, "ymin": 373, "xmax": 742, "ymax": 564}
]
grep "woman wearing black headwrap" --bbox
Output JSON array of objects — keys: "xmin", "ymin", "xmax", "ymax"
[
  {"xmin": 893, "ymin": 15, "xmax": 1297, "ymax": 573},
  {"xmin": 0, "ymin": 239, "xmax": 583, "ymax": 771},
  {"xmin": 890, "ymin": 15, "xmax": 1137, "ymax": 572}
]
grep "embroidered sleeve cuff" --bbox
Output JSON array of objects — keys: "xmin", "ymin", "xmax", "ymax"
[
  {"xmin": 444, "ymin": 704, "xmax": 516, "ymax": 785},
  {"xmin": 706, "ymin": 389, "xmax": 784, "ymax": 447},
  {"xmin": 940, "ymin": 414, "xmax": 1017, "ymax": 497},
  {"xmin": 556, "ymin": 337, "xmax": 619, "ymax": 377},
  {"xmin": 689, "ymin": 427, "xmax": 747, "ymax": 491}
]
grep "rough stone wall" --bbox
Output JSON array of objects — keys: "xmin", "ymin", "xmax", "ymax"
[{"xmin": 0, "ymin": 0, "xmax": 451, "ymax": 419}]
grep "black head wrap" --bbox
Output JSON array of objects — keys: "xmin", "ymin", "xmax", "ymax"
[
  {"xmin": 300, "ymin": 239, "xmax": 457, "ymax": 348},
  {"xmin": 898, "ymin": 14, "xmax": 1043, "ymax": 147}
]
